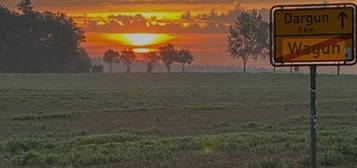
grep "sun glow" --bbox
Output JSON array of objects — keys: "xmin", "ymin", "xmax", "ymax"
[
  {"xmin": 133, "ymin": 48, "xmax": 157, "ymax": 54},
  {"xmin": 69, "ymin": 12, "xmax": 183, "ymax": 20},
  {"xmin": 105, "ymin": 33, "xmax": 174, "ymax": 46}
]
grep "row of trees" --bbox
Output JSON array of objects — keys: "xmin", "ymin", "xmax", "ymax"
[
  {"xmin": 0, "ymin": 0, "xmax": 91, "ymax": 73},
  {"xmin": 103, "ymin": 49, "xmax": 135, "ymax": 73},
  {"xmin": 102, "ymin": 44, "xmax": 194, "ymax": 73}
]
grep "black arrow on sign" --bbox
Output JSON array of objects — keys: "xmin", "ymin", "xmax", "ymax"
[{"xmin": 338, "ymin": 11, "xmax": 348, "ymax": 29}]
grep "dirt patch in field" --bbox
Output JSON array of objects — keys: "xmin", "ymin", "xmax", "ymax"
[{"xmin": 62, "ymin": 105, "xmax": 304, "ymax": 137}]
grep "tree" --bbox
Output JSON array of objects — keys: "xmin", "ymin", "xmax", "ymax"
[
  {"xmin": 0, "ymin": 5, "xmax": 17, "ymax": 72},
  {"xmin": 227, "ymin": 11, "xmax": 269, "ymax": 73},
  {"xmin": 0, "ymin": 3, "xmax": 88, "ymax": 73},
  {"xmin": 337, "ymin": 65, "xmax": 341, "ymax": 75},
  {"xmin": 91, "ymin": 65, "xmax": 104, "ymax": 73},
  {"xmin": 177, "ymin": 49, "xmax": 194, "ymax": 73},
  {"xmin": 17, "ymin": 0, "xmax": 33, "ymax": 15},
  {"xmin": 143, "ymin": 52, "xmax": 160, "ymax": 73},
  {"xmin": 159, "ymin": 44, "xmax": 177, "ymax": 73},
  {"xmin": 103, "ymin": 49, "xmax": 119, "ymax": 73},
  {"xmin": 120, "ymin": 49, "xmax": 136, "ymax": 73},
  {"xmin": 71, "ymin": 48, "xmax": 92, "ymax": 73}
]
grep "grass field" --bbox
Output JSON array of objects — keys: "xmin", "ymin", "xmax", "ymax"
[{"xmin": 0, "ymin": 73, "xmax": 357, "ymax": 168}]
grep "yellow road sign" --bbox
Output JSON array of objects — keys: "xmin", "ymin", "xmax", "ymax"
[
  {"xmin": 275, "ymin": 8, "xmax": 353, "ymax": 36},
  {"xmin": 276, "ymin": 35, "xmax": 352, "ymax": 62},
  {"xmin": 271, "ymin": 4, "xmax": 357, "ymax": 66}
]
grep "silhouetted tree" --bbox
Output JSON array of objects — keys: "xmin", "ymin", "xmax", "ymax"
[
  {"xmin": 143, "ymin": 52, "xmax": 160, "ymax": 73},
  {"xmin": 177, "ymin": 49, "xmax": 194, "ymax": 73},
  {"xmin": 17, "ymin": 0, "xmax": 33, "ymax": 15},
  {"xmin": 120, "ymin": 49, "xmax": 136, "ymax": 73},
  {"xmin": 103, "ymin": 49, "xmax": 119, "ymax": 73},
  {"xmin": 71, "ymin": 48, "xmax": 92, "ymax": 72},
  {"xmin": 337, "ymin": 65, "xmax": 341, "ymax": 75},
  {"xmin": 91, "ymin": 65, "xmax": 104, "ymax": 73},
  {"xmin": 227, "ymin": 11, "xmax": 269, "ymax": 73},
  {"xmin": 159, "ymin": 44, "xmax": 177, "ymax": 73},
  {"xmin": 0, "ymin": 1, "xmax": 90, "ymax": 73}
]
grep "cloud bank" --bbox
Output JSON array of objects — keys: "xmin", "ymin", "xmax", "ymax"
[{"xmin": 78, "ymin": 7, "xmax": 269, "ymax": 34}]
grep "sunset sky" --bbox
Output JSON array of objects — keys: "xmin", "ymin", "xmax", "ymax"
[{"xmin": 2, "ymin": 0, "xmax": 357, "ymax": 70}]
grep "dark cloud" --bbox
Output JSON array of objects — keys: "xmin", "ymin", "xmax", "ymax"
[
  {"xmin": 81, "ymin": 14, "xmax": 229, "ymax": 34},
  {"xmin": 2, "ymin": 0, "xmax": 346, "ymax": 9},
  {"xmin": 80, "ymin": 6, "xmax": 270, "ymax": 34},
  {"xmin": 2, "ymin": 0, "xmax": 234, "ymax": 9}
]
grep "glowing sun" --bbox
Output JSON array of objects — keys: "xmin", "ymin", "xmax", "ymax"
[{"xmin": 105, "ymin": 33, "xmax": 173, "ymax": 46}]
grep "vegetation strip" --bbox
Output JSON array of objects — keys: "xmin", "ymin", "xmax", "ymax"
[{"xmin": 1, "ymin": 128, "xmax": 357, "ymax": 167}]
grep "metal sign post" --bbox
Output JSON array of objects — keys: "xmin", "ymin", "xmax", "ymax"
[
  {"xmin": 310, "ymin": 65, "xmax": 317, "ymax": 168},
  {"xmin": 270, "ymin": 3, "xmax": 357, "ymax": 168}
]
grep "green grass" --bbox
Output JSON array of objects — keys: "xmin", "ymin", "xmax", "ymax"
[
  {"xmin": 0, "ymin": 73, "xmax": 357, "ymax": 167},
  {"xmin": 12, "ymin": 112, "xmax": 81, "ymax": 121},
  {"xmin": 1, "ymin": 127, "xmax": 357, "ymax": 167}
]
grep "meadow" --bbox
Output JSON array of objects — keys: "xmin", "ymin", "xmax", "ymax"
[{"xmin": 0, "ymin": 73, "xmax": 357, "ymax": 168}]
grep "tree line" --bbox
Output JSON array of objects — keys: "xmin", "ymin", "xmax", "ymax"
[
  {"xmin": 102, "ymin": 44, "xmax": 194, "ymax": 73},
  {"xmin": 0, "ymin": 0, "xmax": 91, "ymax": 73}
]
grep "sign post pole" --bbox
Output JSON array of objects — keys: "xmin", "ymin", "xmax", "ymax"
[
  {"xmin": 270, "ymin": 4, "xmax": 357, "ymax": 168},
  {"xmin": 310, "ymin": 65, "xmax": 317, "ymax": 168}
]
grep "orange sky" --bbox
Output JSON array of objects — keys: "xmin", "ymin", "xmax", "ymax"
[{"xmin": 2, "ymin": 0, "xmax": 357, "ymax": 69}]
